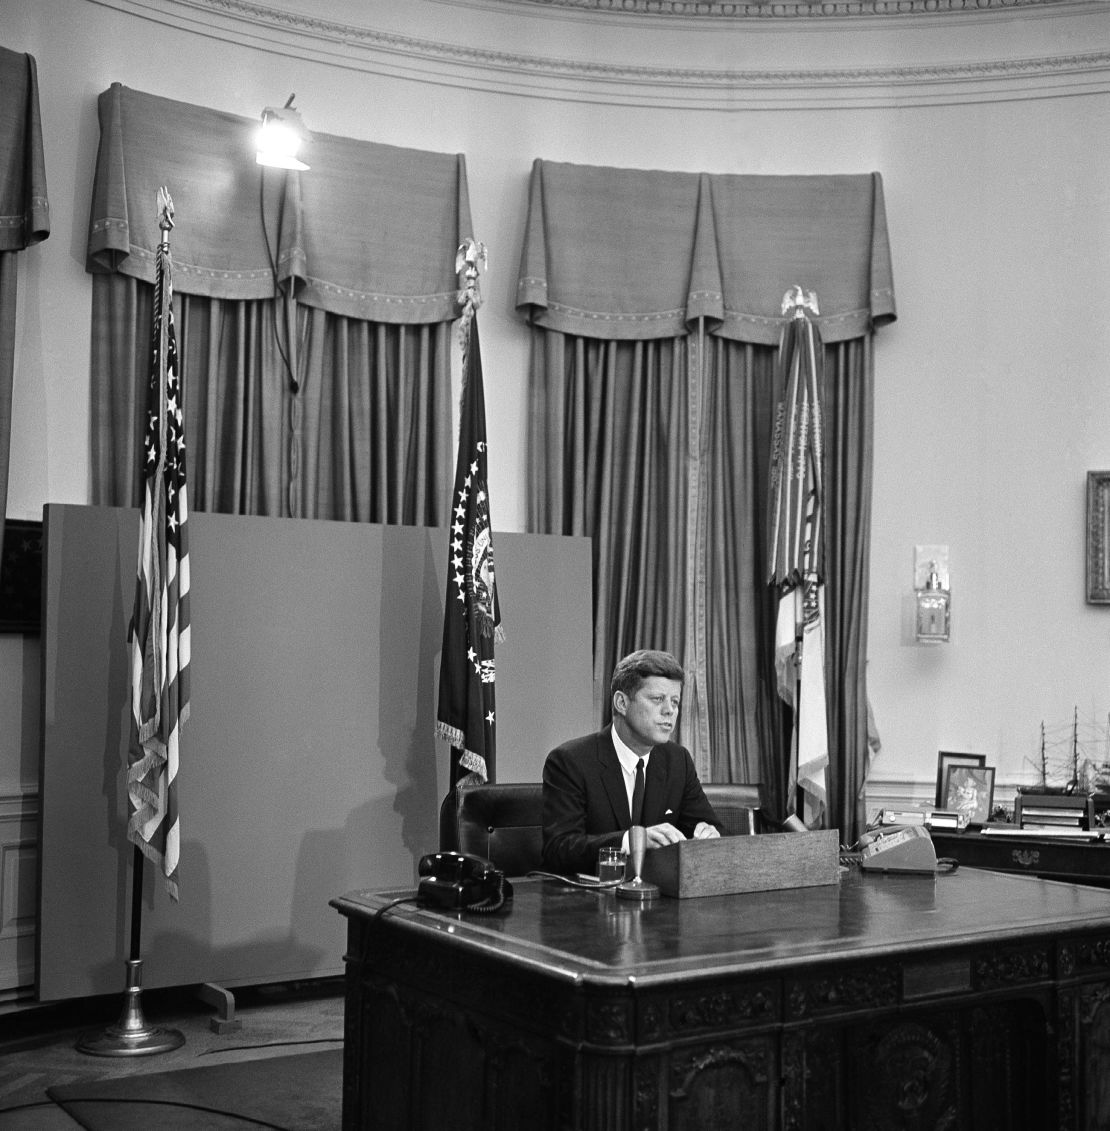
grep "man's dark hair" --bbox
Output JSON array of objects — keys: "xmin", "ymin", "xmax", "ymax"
[{"xmin": 610, "ymin": 650, "xmax": 685, "ymax": 699}]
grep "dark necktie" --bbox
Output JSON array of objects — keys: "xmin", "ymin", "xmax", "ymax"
[{"xmin": 631, "ymin": 758, "xmax": 645, "ymax": 826}]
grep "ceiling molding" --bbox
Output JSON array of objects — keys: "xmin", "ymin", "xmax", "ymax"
[
  {"xmin": 475, "ymin": 0, "xmax": 1070, "ymax": 16},
  {"xmin": 90, "ymin": 0, "xmax": 1110, "ymax": 108}
]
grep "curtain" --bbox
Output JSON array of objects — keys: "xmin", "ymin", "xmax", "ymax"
[
  {"xmin": 0, "ymin": 47, "xmax": 50, "ymax": 557},
  {"xmin": 701, "ymin": 337, "xmax": 784, "ymax": 795},
  {"xmin": 823, "ymin": 336, "xmax": 875, "ymax": 840},
  {"xmin": 0, "ymin": 252, "xmax": 16, "ymax": 555},
  {"xmin": 528, "ymin": 330, "xmax": 691, "ymax": 720},
  {"xmin": 91, "ymin": 277, "xmax": 452, "ymax": 523},
  {"xmin": 518, "ymin": 159, "xmax": 894, "ymax": 843},
  {"xmin": 88, "ymin": 84, "xmax": 469, "ymax": 522}
]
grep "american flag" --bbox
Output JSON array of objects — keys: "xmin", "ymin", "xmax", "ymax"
[
  {"xmin": 436, "ymin": 316, "xmax": 502, "ymax": 787},
  {"xmin": 127, "ymin": 188, "xmax": 190, "ymax": 900}
]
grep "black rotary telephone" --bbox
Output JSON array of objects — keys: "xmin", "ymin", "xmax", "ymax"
[{"xmin": 417, "ymin": 851, "xmax": 513, "ymax": 913}]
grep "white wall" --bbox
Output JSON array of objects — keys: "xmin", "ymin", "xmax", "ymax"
[{"xmin": 4, "ymin": 0, "xmax": 1110, "ymax": 809}]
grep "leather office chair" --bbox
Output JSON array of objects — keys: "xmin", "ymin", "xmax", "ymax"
[
  {"xmin": 439, "ymin": 782, "xmax": 544, "ymax": 876},
  {"xmin": 702, "ymin": 782, "xmax": 764, "ymax": 836},
  {"xmin": 438, "ymin": 780, "xmax": 765, "ymax": 876}
]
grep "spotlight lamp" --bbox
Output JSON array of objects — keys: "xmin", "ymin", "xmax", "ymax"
[{"xmin": 256, "ymin": 94, "xmax": 310, "ymax": 171}]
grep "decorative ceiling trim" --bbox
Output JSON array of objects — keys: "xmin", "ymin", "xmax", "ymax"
[
  {"xmin": 91, "ymin": 0, "xmax": 1110, "ymax": 108},
  {"xmin": 479, "ymin": 0, "xmax": 1069, "ymax": 15}
]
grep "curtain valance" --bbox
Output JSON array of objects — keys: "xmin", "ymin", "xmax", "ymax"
[
  {"xmin": 515, "ymin": 159, "xmax": 896, "ymax": 344},
  {"xmin": 0, "ymin": 46, "xmax": 50, "ymax": 251},
  {"xmin": 87, "ymin": 84, "xmax": 471, "ymax": 323}
]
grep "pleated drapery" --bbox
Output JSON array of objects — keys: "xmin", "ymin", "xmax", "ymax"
[
  {"xmin": 91, "ymin": 277, "xmax": 452, "ymax": 523},
  {"xmin": 519, "ymin": 159, "xmax": 894, "ymax": 842},
  {"xmin": 88, "ymin": 84, "xmax": 470, "ymax": 523},
  {"xmin": 0, "ymin": 47, "xmax": 50, "ymax": 558},
  {"xmin": 527, "ymin": 330, "xmax": 692, "ymax": 717},
  {"xmin": 517, "ymin": 160, "xmax": 895, "ymax": 344}
]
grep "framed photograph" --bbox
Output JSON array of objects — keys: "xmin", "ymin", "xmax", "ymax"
[
  {"xmin": 0, "ymin": 519, "xmax": 43, "ymax": 634},
  {"xmin": 943, "ymin": 765, "xmax": 995, "ymax": 826},
  {"xmin": 1086, "ymin": 470, "xmax": 1110, "ymax": 603},
  {"xmin": 935, "ymin": 751, "xmax": 985, "ymax": 809}
]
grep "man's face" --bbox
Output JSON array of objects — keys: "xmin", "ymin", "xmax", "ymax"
[{"xmin": 613, "ymin": 675, "xmax": 682, "ymax": 755}]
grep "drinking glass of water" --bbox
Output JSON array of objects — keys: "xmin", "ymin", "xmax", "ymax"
[{"xmin": 597, "ymin": 847, "xmax": 627, "ymax": 884}]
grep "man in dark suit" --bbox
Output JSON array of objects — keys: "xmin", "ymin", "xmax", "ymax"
[{"xmin": 541, "ymin": 649, "xmax": 720, "ymax": 875}]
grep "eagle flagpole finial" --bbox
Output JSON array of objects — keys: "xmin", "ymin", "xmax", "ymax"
[
  {"xmin": 456, "ymin": 237, "xmax": 487, "ymax": 353},
  {"xmin": 157, "ymin": 186, "xmax": 175, "ymax": 252},
  {"xmin": 781, "ymin": 285, "xmax": 819, "ymax": 320},
  {"xmin": 157, "ymin": 186, "xmax": 175, "ymax": 234}
]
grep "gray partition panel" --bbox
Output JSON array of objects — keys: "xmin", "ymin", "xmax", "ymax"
[{"xmin": 38, "ymin": 505, "xmax": 593, "ymax": 1001}]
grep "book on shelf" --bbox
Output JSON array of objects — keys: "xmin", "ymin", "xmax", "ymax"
[
  {"xmin": 1017, "ymin": 791, "xmax": 1091, "ymax": 808},
  {"xmin": 1021, "ymin": 808, "xmax": 1086, "ymax": 824},
  {"xmin": 1016, "ymin": 791, "xmax": 1094, "ymax": 831}
]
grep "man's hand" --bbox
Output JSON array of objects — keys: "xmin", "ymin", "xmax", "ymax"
[
  {"xmin": 644, "ymin": 822, "xmax": 685, "ymax": 847},
  {"xmin": 693, "ymin": 821, "xmax": 720, "ymax": 840}
]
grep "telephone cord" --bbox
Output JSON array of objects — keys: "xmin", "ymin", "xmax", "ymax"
[{"xmin": 527, "ymin": 870, "xmax": 624, "ymax": 889}]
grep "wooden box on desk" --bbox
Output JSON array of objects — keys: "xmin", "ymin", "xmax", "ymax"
[{"xmin": 641, "ymin": 830, "xmax": 841, "ymax": 898}]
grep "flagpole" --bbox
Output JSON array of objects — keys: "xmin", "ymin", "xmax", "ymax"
[
  {"xmin": 79, "ymin": 191, "xmax": 185, "ymax": 1058},
  {"xmin": 436, "ymin": 237, "xmax": 503, "ymax": 801}
]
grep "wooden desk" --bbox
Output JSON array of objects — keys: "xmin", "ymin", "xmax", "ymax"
[
  {"xmin": 332, "ymin": 869, "xmax": 1110, "ymax": 1130},
  {"xmin": 930, "ymin": 827, "xmax": 1110, "ymax": 887}
]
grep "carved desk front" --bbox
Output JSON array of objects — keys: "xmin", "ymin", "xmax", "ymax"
[{"xmin": 332, "ymin": 867, "xmax": 1110, "ymax": 1130}]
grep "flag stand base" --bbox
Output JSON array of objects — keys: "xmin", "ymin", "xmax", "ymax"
[{"xmin": 77, "ymin": 959, "xmax": 185, "ymax": 1057}]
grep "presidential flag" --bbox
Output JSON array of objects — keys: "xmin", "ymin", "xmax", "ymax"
[
  {"xmin": 436, "ymin": 312, "xmax": 502, "ymax": 787},
  {"xmin": 127, "ymin": 188, "xmax": 190, "ymax": 900},
  {"xmin": 768, "ymin": 288, "xmax": 828, "ymax": 826}
]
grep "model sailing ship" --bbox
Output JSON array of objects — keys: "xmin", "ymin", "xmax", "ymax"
[
  {"xmin": 1019, "ymin": 709, "xmax": 1110, "ymax": 830},
  {"xmin": 1022, "ymin": 709, "xmax": 1110, "ymax": 794}
]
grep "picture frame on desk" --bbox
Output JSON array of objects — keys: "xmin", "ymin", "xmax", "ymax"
[
  {"xmin": 1086, "ymin": 470, "xmax": 1110, "ymax": 603},
  {"xmin": 935, "ymin": 751, "xmax": 986, "ymax": 809},
  {"xmin": 943, "ymin": 765, "xmax": 995, "ymax": 826}
]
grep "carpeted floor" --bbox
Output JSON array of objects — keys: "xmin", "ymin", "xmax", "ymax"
[
  {"xmin": 47, "ymin": 1048, "xmax": 342, "ymax": 1130},
  {"xmin": 0, "ymin": 979, "xmax": 345, "ymax": 1130}
]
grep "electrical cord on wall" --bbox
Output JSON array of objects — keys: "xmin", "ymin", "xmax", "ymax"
[
  {"xmin": 258, "ymin": 166, "xmax": 302, "ymax": 518},
  {"xmin": 258, "ymin": 168, "xmax": 297, "ymax": 394}
]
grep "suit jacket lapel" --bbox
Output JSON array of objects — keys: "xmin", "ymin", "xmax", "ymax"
[{"xmin": 596, "ymin": 726, "xmax": 631, "ymax": 826}]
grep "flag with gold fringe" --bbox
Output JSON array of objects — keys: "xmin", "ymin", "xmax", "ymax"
[
  {"xmin": 436, "ymin": 239, "xmax": 503, "ymax": 787},
  {"xmin": 768, "ymin": 286, "xmax": 827, "ymax": 827},
  {"xmin": 127, "ymin": 188, "xmax": 190, "ymax": 900}
]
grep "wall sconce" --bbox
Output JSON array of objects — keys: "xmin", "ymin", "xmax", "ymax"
[
  {"xmin": 256, "ymin": 94, "xmax": 310, "ymax": 170},
  {"xmin": 914, "ymin": 544, "xmax": 950, "ymax": 644}
]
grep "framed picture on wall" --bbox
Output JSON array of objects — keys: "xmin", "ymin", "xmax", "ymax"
[
  {"xmin": 1086, "ymin": 470, "xmax": 1110, "ymax": 603},
  {"xmin": 943, "ymin": 765, "xmax": 995, "ymax": 826},
  {"xmin": 935, "ymin": 751, "xmax": 986, "ymax": 809},
  {"xmin": 0, "ymin": 519, "xmax": 43, "ymax": 634}
]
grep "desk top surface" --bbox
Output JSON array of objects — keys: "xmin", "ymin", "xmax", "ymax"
[{"xmin": 332, "ymin": 867, "xmax": 1110, "ymax": 988}]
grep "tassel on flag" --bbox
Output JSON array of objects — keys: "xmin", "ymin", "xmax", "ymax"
[
  {"xmin": 127, "ymin": 187, "xmax": 191, "ymax": 900},
  {"xmin": 436, "ymin": 239, "xmax": 503, "ymax": 787}
]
